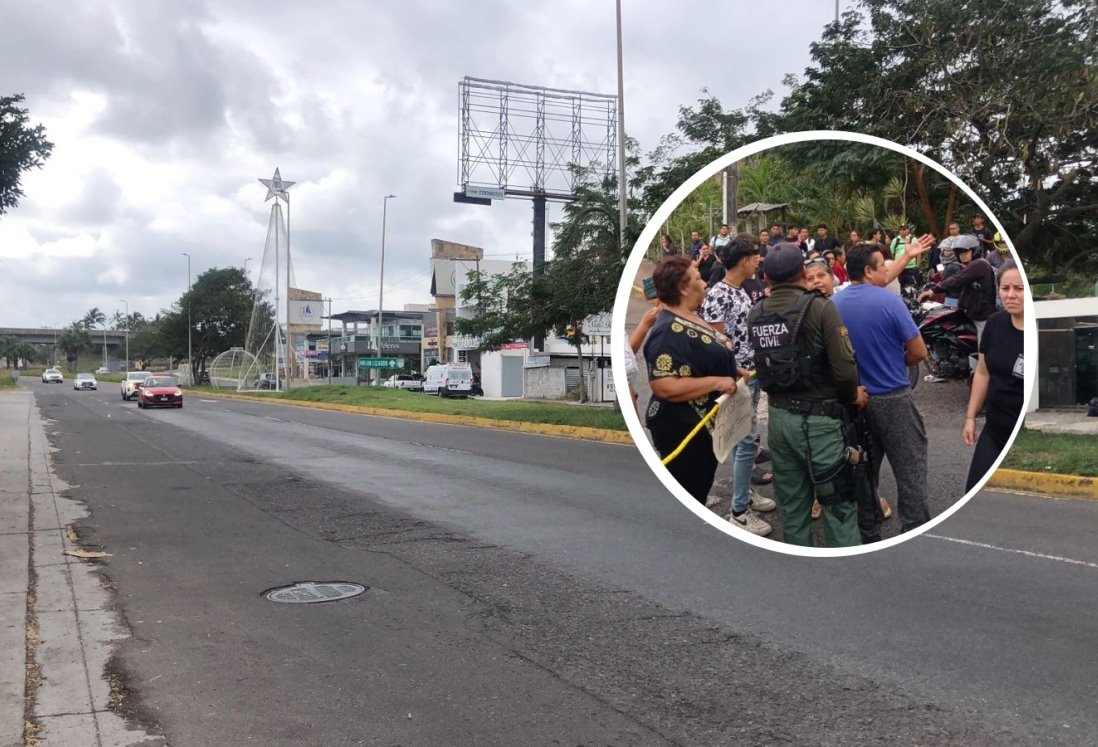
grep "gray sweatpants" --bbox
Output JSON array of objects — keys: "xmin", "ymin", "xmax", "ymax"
[{"xmin": 865, "ymin": 388, "xmax": 930, "ymax": 532}]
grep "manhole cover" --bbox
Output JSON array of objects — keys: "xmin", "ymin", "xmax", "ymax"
[{"xmin": 264, "ymin": 581, "xmax": 367, "ymax": 604}]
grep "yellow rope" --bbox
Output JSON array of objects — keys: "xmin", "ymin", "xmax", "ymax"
[{"xmin": 660, "ymin": 393, "xmax": 729, "ymax": 466}]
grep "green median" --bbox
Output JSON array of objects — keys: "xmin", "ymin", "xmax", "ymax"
[
  {"xmin": 1000, "ymin": 428, "xmax": 1098, "ymax": 477},
  {"xmin": 201, "ymin": 385, "xmax": 629, "ymax": 432}
]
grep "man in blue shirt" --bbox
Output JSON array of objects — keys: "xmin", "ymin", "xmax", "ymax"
[{"xmin": 833, "ymin": 243, "xmax": 931, "ymax": 534}]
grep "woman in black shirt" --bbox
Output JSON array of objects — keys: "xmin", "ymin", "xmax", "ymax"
[
  {"xmin": 963, "ymin": 261, "xmax": 1025, "ymax": 491},
  {"xmin": 644, "ymin": 256, "xmax": 746, "ymax": 502}
]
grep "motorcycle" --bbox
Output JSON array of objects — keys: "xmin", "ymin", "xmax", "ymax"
[{"xmin": 916, "ymin": 301, "xmax": 978, "ymax": 382}]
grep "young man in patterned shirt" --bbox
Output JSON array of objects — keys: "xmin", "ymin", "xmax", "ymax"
[{"xmin": 701, "ymin": 236, "xmax": 776, "ymax": 535}]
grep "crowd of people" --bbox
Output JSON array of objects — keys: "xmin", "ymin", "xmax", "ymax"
[{"xmin": 634, "ymin": 218, "xmax": 1025, "ymax": 548}]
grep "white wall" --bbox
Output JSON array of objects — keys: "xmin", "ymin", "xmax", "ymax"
[{"xmin": 1030, "ymin": 296, "xmax": 1098, "ymax": 412}]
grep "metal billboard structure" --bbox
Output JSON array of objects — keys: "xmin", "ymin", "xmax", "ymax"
[
  {"xmin": 459, "ymin": 76, "xmax": 618, "ymax": 200},
  {"xmin": 457, "ymin": 76, "xmax": 619, "ymax": 349}
]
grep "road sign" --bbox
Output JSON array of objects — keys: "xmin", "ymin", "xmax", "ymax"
[
  {"xmin": 465, "ymin": 185, "xmax": 505, "ymax": 200},
  {"xmin": 453, "ymin": 191, "xmax": 491, "ymax": 206},
  {"xmin": 358, "ymin": 356, "xmax": 404, "ymax": 369}
]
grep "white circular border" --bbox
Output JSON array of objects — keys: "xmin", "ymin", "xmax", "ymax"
[{"xmin": 611, "ymin": 130, "xmax": 1037, "ymax": 558}]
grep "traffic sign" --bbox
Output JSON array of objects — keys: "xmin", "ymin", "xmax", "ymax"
[
  {"xmin": 453, "ymin": 191, "xmax": 491, "ymax": 206},
  {"xmin": 358, "ymin": 356, "xmax": 404, "ymax": 369},
  {"xmin": 465, "ymin": 185, "xmax": 505, "ymax": 200}
]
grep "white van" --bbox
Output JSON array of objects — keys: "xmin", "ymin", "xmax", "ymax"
[{"xmin": 423, "ymin": 363, "xmax": 473, "ymax": 397}]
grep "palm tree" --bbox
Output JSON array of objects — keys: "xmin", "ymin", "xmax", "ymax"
[
  {"xmin": 0, "ymin": 336, "xmax": 16, "ymax": 369},
  {"xmin": 58, "ymin": 323, "xmax": 91, "ymax": 372},
  {"xmin": 82, "ymin": 307, "xmax": 108, "ymax": 367}
]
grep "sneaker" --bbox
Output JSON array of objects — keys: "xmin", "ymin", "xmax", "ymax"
[
  {"xmin": 730, "ymin": 508, "xmax": 772, "ymax": 536},
  {"xmin": 748, "ymin": 490, "xmax": 776, "ymax": 512}
]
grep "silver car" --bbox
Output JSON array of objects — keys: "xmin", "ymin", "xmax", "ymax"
[
  {"xmin": 73, "ymin": 373, "xmax": 98, "ymax": 391},
  {"xmin": 41, "ymin": 368, "xmax": 63, "ymax": 384}
]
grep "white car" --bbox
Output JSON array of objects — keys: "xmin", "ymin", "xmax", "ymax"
[
  {"xmin": 73, "ymin": 373, "xmax": 98, "ymax": 391},
  {"xmin": 383, "ymin": 374, "xmax": 423, "ymax": 391},
  {"xmin": 95, "ymin": 366, "xmax": 111, "ymax": 375},
  {"xmin": 121, "ymin": 371, "xmax": 148, "ymax": 400},
  {"xmin": 41, "ymin": 368, "xmax": 63, "ymax": 384}
]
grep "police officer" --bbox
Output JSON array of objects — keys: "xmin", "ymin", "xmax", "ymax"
[{"xmin": 749, "ymin": 244, "xmax": 869, "ymax": 547}]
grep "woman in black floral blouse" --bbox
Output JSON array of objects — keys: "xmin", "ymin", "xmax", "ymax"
[{"xmin": 643, "ymin": 255, "xmax": 747, "ymax": 502}]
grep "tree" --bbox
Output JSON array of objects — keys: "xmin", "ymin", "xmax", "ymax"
[
  {"xmin": 81, "ymin": 307, "xmax": 109, "ymax": 367},
  {"xmin": 455, "ymin": 169, "xmax": 632, "ymax": 402},
  {"xmin": 0, "ymin": 94, "xmax": 54, "ymax": 216},
  {"xmin": 776, "ymin": 0, "xmax": 1098, "ymax": 274},
  {"xmin": 158, "ymin": 267, "xmax": 260, "ymax": 376},
  {"xmin": 57, "ymin": 323, "xmax": 91, "ymax": 372}
]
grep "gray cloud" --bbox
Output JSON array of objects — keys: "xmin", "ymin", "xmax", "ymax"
[{"xmin": 0, "ymin": 0, "xmax": 842, "ymax": 328}]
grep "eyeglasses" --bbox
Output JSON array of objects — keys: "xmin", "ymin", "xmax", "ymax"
[{"xmin": 804, "ymin": 257, "xmax": 829, "ymax": 269}]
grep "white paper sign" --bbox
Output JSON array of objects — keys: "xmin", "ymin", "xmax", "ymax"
[{"xmin": 710, "ymin": 384, "xmax": 754, "ymax": 464}]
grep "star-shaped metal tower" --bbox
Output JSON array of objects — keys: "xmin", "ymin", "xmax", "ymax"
[{"xmin": 259, "ymin": 167, "xmax": 295, "ymax": 202}]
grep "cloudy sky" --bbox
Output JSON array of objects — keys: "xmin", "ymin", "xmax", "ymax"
[{"xmin": 0, "ymin": 0, "xmax": 842, "ymax": 330}]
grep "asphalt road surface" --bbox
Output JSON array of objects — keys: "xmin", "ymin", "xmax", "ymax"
[{"xmin": 31, "ymin": 380, "xmax": 1098, "ymax": 745}]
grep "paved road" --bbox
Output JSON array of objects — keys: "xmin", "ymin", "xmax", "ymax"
[{"xmin": 29, "ymin": 380, "xmax": 1098, "ymax": 744}]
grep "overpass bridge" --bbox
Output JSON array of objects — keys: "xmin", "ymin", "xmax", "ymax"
[{"xmin": 0, "ymin": 327, "xmax": 131, "ymax": 366}]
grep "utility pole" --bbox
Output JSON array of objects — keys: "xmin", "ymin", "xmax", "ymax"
[
  {"xmin": 377, "ymin": 194, "xmax": 395, "ymax": 384},
  {"xmin": 615, "ymin": 0, "xmax": 628, "ymax": 249},
  {"xmin": 728, "ymin": 163, "xmax": 739, "ymax": 232},
  {"xmin": 326, "ymin": 297, "xmax": 333, "ymax": 386},
  {"xmin": 120, "ymin": 300, "xmax": 129, "ymax": 371},
  {"xmin": 182, "ymin": 253, "xmax": 192, "ymax": 384}
]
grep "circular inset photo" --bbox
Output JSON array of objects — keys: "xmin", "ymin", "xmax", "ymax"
[{"xmin": 613, "ymin": 132, "xmax": 1034, "ymax": 556}]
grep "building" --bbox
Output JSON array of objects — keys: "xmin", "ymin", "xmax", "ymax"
[
  {"xmin": 325, "ymin": 309, "xmax": 427, "ymax": 384},
  {"xmin": 427, "ymin": 238, "xmax": 614, "ymax": 401},
  {"xmin": 1033, "ymin": 296, "xmax": 1098, "ymax": 411},
  {"xmin": 287, "ymin": 287, "xmax": 324, "ymax": 379}
]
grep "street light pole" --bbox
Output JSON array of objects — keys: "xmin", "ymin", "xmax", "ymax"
[
  {"xmin": 120, "ymin": 300, "xmax": 129, "ymax": 370},
  {"xmin": 377, "ymin": 194, "xmax": 395, "ymax": 384},
  {"xmin": 326, "ymin": 297, "xmax": 333, "ymax": 386},
  {"xmin": 182, "ymin": 253, "xmax": 192, "ymax": 384},
  {"xmin": 615, "ymin": 0, "xmax": 628, "ymax": 248}
]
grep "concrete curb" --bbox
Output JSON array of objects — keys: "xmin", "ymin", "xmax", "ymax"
[
  {"xmin": 987, "ymin": 469, "xmax": 1098, "ymax": 500},
  {"xmin": 192, "ymin": 390, "xmax": 635, "ymax": 445}
]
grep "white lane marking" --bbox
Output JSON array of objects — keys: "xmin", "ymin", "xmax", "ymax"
[
  {"xmin": 71, "ymin": 461, "xmax": 201, "ymax": 467},
  {"xmin": 199, "ymin": 399, "xmax": 218, "ymax": 402},
  {"xmin": 927, "ymin": 534, "xmax": 1098, "ymax": 570}
]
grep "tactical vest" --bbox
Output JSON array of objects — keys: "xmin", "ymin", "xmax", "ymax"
[{"xmin": 747, "ymin": 291, "xmax": 828, "ymax": 393}]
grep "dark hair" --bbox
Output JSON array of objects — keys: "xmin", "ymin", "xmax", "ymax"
[
  {"xmin": 718, "ymin": 236, "xmax": 759, "ymax": 269},
  {"xmin": 661, "ymin": 234, "xmax": 672, "ymax": 245},
  {"xmin": 816, "ymin": 223, "xmax": 829, "ymax": 231},
  {"xmin": 652, "ymin": 255, "xmax": 694, "ymax": 304},
  {"xmin": 720, "ymin": 223, "xmax": 729, "ymax": 229},
  {"xmin": 877, "ymin": 241, "xmax": 894, "ymax": 261},
  {"xmin": 846, "ymin": 243, "xmax": 882, "ymax": 281},
  {"xmin": 805, "ymin": 256, "xmax": 835, "ymax": 276},
  {"xmin": 997, "ymin": 259, "xmax": 1020, "ymax": 282},
  {"xmin": 866, "ymin": 227, "xmax": 883, "ymax": 243}
]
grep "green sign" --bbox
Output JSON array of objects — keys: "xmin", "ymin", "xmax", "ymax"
[{"xmin": 358, "ymin": 356, "xmax": 404, "ymax": 369}]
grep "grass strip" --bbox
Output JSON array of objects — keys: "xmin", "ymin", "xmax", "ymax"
[
  {"xmin": 198, "ymin": 384, "xmax": 629, "ymax": 431},
  {"xmin": 1000, "ymin": 428, "xmax": 1098, "ymax": 477}
]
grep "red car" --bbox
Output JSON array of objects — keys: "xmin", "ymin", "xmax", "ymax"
[{"xmin": 137, "ymin": 375, "xmax": 183, "ymax": 409}]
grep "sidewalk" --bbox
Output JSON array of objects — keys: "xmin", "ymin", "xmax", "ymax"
[
  {"xmin": 0, "ymin": 390, "xmax": 161, "ymax": 747},
  {"xmin": 1023, "ymin": 409, "xmax": 1098, "ymax": 435}
]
